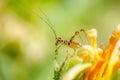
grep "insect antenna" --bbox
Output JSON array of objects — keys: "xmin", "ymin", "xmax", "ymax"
[
  {"xmin": 35, "ymin": 8, "xmax": 58, "ymax": 39},
  {"xmin": 15, "ymin": 0, "xmax": 57, "ymax": 39},
  {"xmin": 36, "ymin": 8, "xmax": 63, "ymax": 65}
]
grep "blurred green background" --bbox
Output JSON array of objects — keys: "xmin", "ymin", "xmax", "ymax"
[{"xmin": 0, "ymin": 0, "xmax": 120, "ymax": 80}]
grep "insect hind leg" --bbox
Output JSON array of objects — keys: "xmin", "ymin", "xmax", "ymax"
[
  {"xmin": 69, "ymin": 29, "xmax": 89, "ymax": 46},
  {"xmin": 79, "ymin": 29, "xmax": 90, "ymax": 45},
  {"xmin": 69, "ymin": 31, "xmax": 79, "ymax": 42}
]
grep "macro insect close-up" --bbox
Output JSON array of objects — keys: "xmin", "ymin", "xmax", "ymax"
[{"xmin": 0, "ymin": 0, "xmax": 120, "ymax": 80}]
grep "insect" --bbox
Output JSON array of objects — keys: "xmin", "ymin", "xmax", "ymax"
[
  {"xmin": 34, "ymin": 8, "xmax": 89, "ymax": 63},
  {"xmin": 16, "ymin": 0, "xmax": 89, "ymax": 61}
]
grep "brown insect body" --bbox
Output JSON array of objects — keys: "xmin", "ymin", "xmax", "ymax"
[
  {"xmin": 56, "ymin": 37, "xmax": 80, "ymax": 50},
  {"xmin": 68, "ymin": 41, "xmax": 80, "ymax": 49},
  {"xmin": 36, "ymin": 9, "xmax": 88, "ymax": 60},
  {"xmin": 55, "ymin": 32, "xmax": 81, "ymax": 52}
]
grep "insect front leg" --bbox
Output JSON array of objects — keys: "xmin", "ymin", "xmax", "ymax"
[
  {"xmin": 54, "ymin": 44, "xmax": 63, "ymax": 69},
  {"xmin": 55, "ymin": 44, "xmax": 63, "ymax": 60}
]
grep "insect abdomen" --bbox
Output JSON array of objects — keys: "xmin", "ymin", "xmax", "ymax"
[{"xmin": 68, "ymin": 42, "xmax": 80, "ymax": 49}]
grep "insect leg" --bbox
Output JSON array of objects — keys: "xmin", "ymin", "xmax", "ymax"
[
  {"xmin": 69, "ymin": 29, "xmax": 89, "ymax": 46},
  {"xmin": 54, "ymin": 44, "xmax": 63, "ymax": 69},
  {"xmin": 69, "ymin": 31, "xmax": 79, "ymax": 42},
  {"xmin": 79, "ymin": 29, "xmax": 90, "ymax": 45},
  {"xmin": 69, "ymin": 29, "xmax": 89, "ymax": 44},
  {"xmin": 55, "ymin": 44, "xmax": 63, "ymax": 60}
]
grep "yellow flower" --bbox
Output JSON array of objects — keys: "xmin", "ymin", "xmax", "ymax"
[
  {"xmin": 55, "ymin": 25, "xmax": 120, "ymax": 80},
  {"xmin": 83, "ymin": 25, "xmax": 120, "ymax": 80}
]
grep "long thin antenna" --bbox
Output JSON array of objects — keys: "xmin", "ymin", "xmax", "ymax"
[
  {"xmin": 38, "ymin": 8, "xmax": 54, "ymax": 29},
  {"xmin": 34, "ymin": 12, "xmax": 57, "ymax": 39},
  {"xmin": 16, "ymin": 0, "xmax": 57, "ymax": 39}
]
